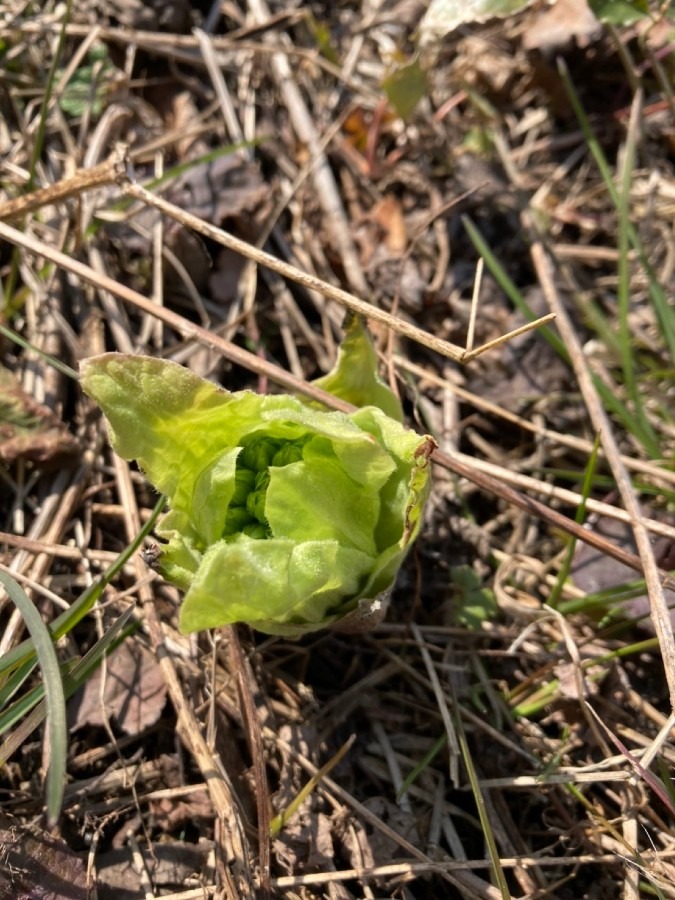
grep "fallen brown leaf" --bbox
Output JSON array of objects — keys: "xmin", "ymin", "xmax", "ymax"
[
  {"xmin": 68, "ymin": 639, "xmax": 167, "ymax": 735},
  {"xmin": 0, "ymin": 818, "xmax": 88, "ymax": 899},
  {"xmin": 0, "ymin": 365, "xmax": 78, "ymax": 467}
]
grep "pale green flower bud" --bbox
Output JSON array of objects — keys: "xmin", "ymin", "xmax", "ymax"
[
  {"xmin": 223, "ymin": 505, "xmax": 253, "ymax": 536},
  {"xmin": 272, "ymin": 441, "xmax": 306, "ymax": 467},
  {"xmin": 230, "ymin": 466, "xmax": 256, "ymax": 506},
  {"xmin": 239, "ymin": 436, "xmax": 279, "ymax": 472}
]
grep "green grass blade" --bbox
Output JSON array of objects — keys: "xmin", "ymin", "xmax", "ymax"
[
  {"xmin": 558, "ymin": 60, "xmax": 675, "ymax": 361},
  {"xmin": 0, "ymin": 604, "xmax": 137, "ymax": 767},
  {"xmin": 617, "ymin": 109, "xmax": 636, "ymax": 409},
  {"xmin": 0, "ymin": 657, "xmax": 39, "ymax": 714},
  {"xmin": 455, "ymin": 697, "xmax": 510, "ymax": 898},
  {"xmin": 0, "ymin": 322, "xmax": 79, "ymax": 380},
  {"xmin": 0, "ymin": 494, "xmax": 164, "ymax": 678},
  {"xmin": 558, "ymin": 578, "xmax": 651, "ymax": 618},
  {"xmin": 592, "ymin": 377, "xmax": 660, "ymax": 457},
  {"xmin": 615, "ymin": 100, "xmax": 660, "ymax": 455},
  {"xmin": 63, "ymin": 603, "xmax": 138, "ymax": 687},
  {"xmin": 0, "ymin": 571, "xmax": 67, "ymax": 826},
  {"xmin": 396, "ymin": 732, "xmax": 448, "ymax": 800},
  {"xmin": 548, "ymin": 433, "xmax": 601, "ymax": 609},
  {"xmin": 0, "ymin": 661, "xmax": 76, "ymax": 739},
  {"xmin": 578, "ymin": 295, "xmax": 622, "ymax": 358}
]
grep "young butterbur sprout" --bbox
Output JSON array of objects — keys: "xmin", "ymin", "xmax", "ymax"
[{"xmin": 80, "ymin": 317, "xmax": 435, "ymax": 636}]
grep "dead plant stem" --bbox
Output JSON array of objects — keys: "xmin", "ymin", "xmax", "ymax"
[
  {"xmin": 0, "ymin": 146, "xmax": 128, "ymax": 222},
  {"xmin": 247, "ymin": 0, "xmax": 368, "ymax": 296},
  {"xmin": 432, "ymin": 448, "xmax": 675, "ymax": 594},
  {"xmin": 524, "ymin": 212, "xmax": 675, "ymax": 712}
]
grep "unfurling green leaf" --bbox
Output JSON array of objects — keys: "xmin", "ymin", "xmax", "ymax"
[
  {"xmin": 382, "ymin": 57, "xmax": 428, "ymax": 122},
  {"xmin": 80, "ymin": 318, "xmax": 435, "ymax": 636}
]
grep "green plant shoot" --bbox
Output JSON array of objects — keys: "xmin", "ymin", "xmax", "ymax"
[{"xmin": 80, "ymin": 318, "xmax": 435, "ymax": 636}]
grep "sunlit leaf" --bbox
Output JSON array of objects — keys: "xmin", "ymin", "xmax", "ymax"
[
  {"xmin": 81, "ymin": 319, "xmax": 435, "ymax": 636},
  {"xmin": 419, "ymin": 0, "xmax": 534, "ymax": 46}
]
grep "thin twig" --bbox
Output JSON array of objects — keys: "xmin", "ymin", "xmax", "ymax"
[
  {"xmin": 119, "ymin": 180, "xmax": 474, "ymax": 363},
  {"xmin": 0, "ymin": 145, "xmax": 128, "ymax": 221},
  {"xmin": 462, "ymin": 313, "xmax": 557, "ymax": 361},
  {"xmin": 0, "ymin": 217, "xmax": 353, "ymax": 408}
]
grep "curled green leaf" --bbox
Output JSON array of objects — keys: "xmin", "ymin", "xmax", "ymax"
[{"xmin": 80, "ymin": 319, "xmax": 435, "ymax": 636}]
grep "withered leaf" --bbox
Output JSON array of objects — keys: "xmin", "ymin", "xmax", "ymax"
[
  {"xmin": 522, "ymin": 0, "xmax": 601, "ymax": 53},
  {"xmin": 68, "ymin": 639, "xmax": 167, "ymax": 735},
  {"xmin": 0, "ymin": 365, "xmax": 78, "ymax": 466},
  {"xmin": 95, "ymin": 841, "xmax": 214, "ymax": 900},
  {"xmin": 0, "ymin": 819, "xmax": 88, "ymax": 899}
]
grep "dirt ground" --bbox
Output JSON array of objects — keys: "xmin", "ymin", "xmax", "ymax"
[{"xmin": 1, "ymin": 1, "xmax": 675, "ymax": 898}]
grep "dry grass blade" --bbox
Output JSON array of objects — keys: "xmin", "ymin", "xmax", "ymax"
[
  {"xmin": 0, "ymin": 146, "xmax": 128, "ymax": 221},
  {"xmin": 525, "ymin": 215, "xmax": 675, "ymax": 711},
  {"xmin": 120, "ymin": 180, "xmax": 472, "ymax": 363},
  {"xmin": 0, "ymin": 218, "xmax": 350, "ymax": 405}
]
